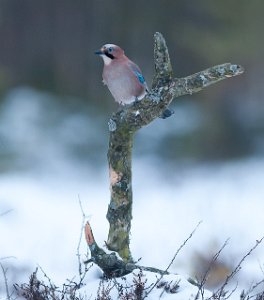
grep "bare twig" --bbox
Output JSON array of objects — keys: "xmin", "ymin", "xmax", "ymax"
[
  {"xmin": 37, "ymin": 265, "xmax": 56, "ymax": 289},
  {"xmin": 195, "ymin": 239, "xmax": 230, "ymax": 300},
  {"xmin": 15, "ymin": 267, "xmax": 85, "ymax": 300},
  {"xmin": 0, "ymin": 209, "xmax": 13, "ymax": 217},
  {"xmin": 214, "ymin": 237, "xmax": 264, "ymax": 300},
  {"xmin": 1, "ymin": 263, "xmax": 11, "ymax": 300},
  {"xmin": 0, "ymin": 256, "xmax": 17, "ymax": 261},
  {"xmin": 241, "ymin": 278, "xmax": 264, "ymax": 300},
  {"xmin": 77, "ymin": 197, "xmax": 90, "ymax": 285},
  {"xmin": 166, "ymin": 221, "xmax": 202, "ymax": 273},
  {"xmin": 144, "ymin": 221, "xmax": 202, "ymax": 298}
]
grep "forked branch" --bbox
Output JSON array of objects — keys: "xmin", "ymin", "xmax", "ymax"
[
  {"xmin": 105, "ymin": 32, "xmax": 244, "ymax": 262},
  {"xmin": 86, "ymin": 32, "xmax": 244, "ymax": 274}
]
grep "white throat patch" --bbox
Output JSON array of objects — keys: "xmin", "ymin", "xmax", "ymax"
[{"xmin": 102, "ymin": 54, "xmax": 113, "ymax": 65}]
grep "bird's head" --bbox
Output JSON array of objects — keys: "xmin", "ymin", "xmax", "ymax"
[{"xmin": 95, "ymin": 44, "xmax": 125, "ymax": 65}]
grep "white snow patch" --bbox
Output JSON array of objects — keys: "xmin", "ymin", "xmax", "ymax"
[{"xmin": 79, "ymin": 266, "xmax": 212, "ymax": 300}]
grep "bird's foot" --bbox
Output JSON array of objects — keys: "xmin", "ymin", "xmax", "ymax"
[{"xmin": 159, "ymin": 108, "xmax": 174, "ymax": 119}]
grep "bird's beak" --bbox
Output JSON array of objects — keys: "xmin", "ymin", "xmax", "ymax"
[{"xmin": 95, "ymin": 49, "xmax": 103, "ymax": 55}]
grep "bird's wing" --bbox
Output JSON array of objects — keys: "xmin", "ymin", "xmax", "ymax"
[
  {"xmin": 127, "ymin": 61, "xmax": 148, "ymax": 89},
  {"xmin": 133, "ymin": 70, "xmax": 145, "ymax": 84}
]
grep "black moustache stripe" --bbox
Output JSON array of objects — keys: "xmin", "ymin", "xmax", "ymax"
[{"xmin": 105, "ymin": 52, "xmax": 115, "ymax": 60}]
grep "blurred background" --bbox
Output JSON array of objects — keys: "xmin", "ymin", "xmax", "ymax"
[
  {"xmin": 1, "ymin": 0, "xmax": 264, "ymax": 296},
  {"xmin": 0, "ymin": 1, "xmax": 264, "ymax": 164}
]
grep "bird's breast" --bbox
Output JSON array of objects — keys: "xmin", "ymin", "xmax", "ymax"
[{"xmin": 102, "ymin": 62, "xmax": 145, "ymax": 104}]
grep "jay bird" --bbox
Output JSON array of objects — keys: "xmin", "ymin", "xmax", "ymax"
[{"xmin": 95, "ymin": 44, "xmax": 149, "ymax": 105}]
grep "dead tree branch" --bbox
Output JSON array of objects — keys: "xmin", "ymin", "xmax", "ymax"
[
  {"xmin": 106, "ymin": 32, "xmax": 244, "ymax": 262},
  {"xmin": 84, "ymin": 222, "xmax": 168, "ymax": 278}
]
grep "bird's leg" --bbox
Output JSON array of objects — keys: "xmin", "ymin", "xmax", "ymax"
[{"xmin": 134, "ymin": 96, "xmax": 140, "ymax": 103}]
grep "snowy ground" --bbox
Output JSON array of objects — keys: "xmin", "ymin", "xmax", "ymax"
[
  {"xmin": 1, "ymin": 156, "xmax": 264, "ymax": 298},
  {"xmin": 1, "ymin": 88, "xmax": 264, "ymax": 298}
]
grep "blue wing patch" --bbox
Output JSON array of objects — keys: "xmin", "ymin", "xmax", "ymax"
[{"xmin": 134, "ymin": 71, "xmax": 145, "ymax": 84}]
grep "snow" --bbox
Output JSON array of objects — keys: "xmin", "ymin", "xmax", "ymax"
[
  {"xmin": 1, "ymin": 157, "xmax": 264, "ymax": 299},
  {"xmin": 1, "ymin": 87, "xmax": 264, "ymax": 299},
  {"xmin": 79, "ymin": 266, "xmax": 212, "ymax": 299}
]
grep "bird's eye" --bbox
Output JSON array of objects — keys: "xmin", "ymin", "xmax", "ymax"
[{"xmin": 108, "ymin": 47, "xmax": 113, "ymax": 53}]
